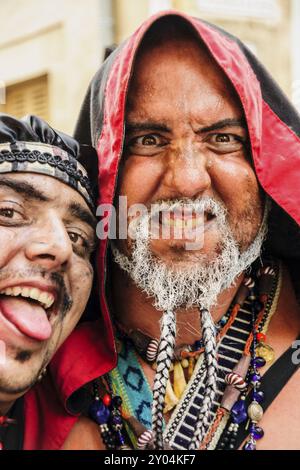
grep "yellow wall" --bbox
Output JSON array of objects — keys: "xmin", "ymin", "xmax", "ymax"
[
  {"xmin": 113, "ymin": 0, "xmax": 292, "ymax": 97},
  {"xmin": 0, "ymin": 0, "xmax": 110, "ymax": 134}
]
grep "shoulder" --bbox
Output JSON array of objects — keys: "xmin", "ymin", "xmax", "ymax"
[{"xmin": 62, "ymin": 416, "xmax": 105, "ymax": 450}]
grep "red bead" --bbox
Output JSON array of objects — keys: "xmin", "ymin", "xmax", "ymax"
[
  {"xmin": 0, "ymin": 416, "xmax": 7, "ymax": 425},
  {"xmin": 256, "ymin": 333, "xmax": 266, "ymax": 343},
  {"xmin": 102, "ymin": 394, "xmax": 112, "ymax": 407}
]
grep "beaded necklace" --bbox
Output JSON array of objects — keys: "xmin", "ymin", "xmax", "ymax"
[
  {"xmin": 115, "ymin": 308, "xmax": 233, "ymax": 413},
  {"xmin": 89, "ymin": 259, "xmax": 281, "ymax": 450},
  {"xmin": 214, "ymin": 265, "xmax": 282, "ymax": 451}
]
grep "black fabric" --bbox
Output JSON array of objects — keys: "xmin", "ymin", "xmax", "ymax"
[
  {"xmin": 0, "ymin": 114, "xmax": 79, "ymax": 158},
  {"xmin": 0, "ymin": 397, "xmax": 24, "ymax": 450},
  {"xmin": 234, "ymin": 336, "xmax": 300, "ymax": 449},
  {"xmin": 74, "ymin": 41, "xmax": 128, "ymax": 147},
  {"xmin": 0, "ymin": 113, "xmax": 98, "ymax": 192},
  {"xmin": 66, "ymin": 385, "xmax": 92, "ymax": 416}
]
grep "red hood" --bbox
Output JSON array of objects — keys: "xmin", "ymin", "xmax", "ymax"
[{"xmin": 75, "ymin": 10, "xmax": 300, "ymax": 374}]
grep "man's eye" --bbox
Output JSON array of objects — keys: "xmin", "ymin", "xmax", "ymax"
[
  {"xmin": 126, "ymin": 133, "xmax": 167, "ymax": 156},
  {"xmin": 215, "ymin": 134, "xmax": 231, "ymax": 143},
  {"xmin": 206, "ymin": 133, "xmax": 245, "ymax": 152},
  {"xmin": 0, "ymin": 208, "xmax": 14, "ymax": 218},
  {"xmin": 68, "ymin": 231, "xmax": 86, "ymax": 246},
  {"xmin": 0, "ymin": 207, "xmax": 24, "ymax": 222},
  {"xmin": 132, "ymin": 134, "xmax": 163, "ymax": 146},
  {"xmin": 212, "ymin": 134, "xmax": 241, "ymax": 143},
  {"xmin": 139, "ymin": 135, "xmax": 159, "ymax": 146}
]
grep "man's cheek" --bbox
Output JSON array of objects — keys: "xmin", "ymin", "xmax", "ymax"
[{"xmin": 73, "ymin": 261, "xmax": 93, "ymax": 288}]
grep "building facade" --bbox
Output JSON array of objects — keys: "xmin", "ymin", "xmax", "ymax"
[
  {"xmin": 0, "ymin": 0, "xmax": 299, "ymax": 133},
  {"xmin": 0, "ymin": 0, "xmax": 114, "ymax": 134}
]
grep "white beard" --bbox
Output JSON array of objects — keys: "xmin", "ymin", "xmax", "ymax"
[{"xmin": 112, "ymin": 196, "xmax": 268, "ymax": 313}]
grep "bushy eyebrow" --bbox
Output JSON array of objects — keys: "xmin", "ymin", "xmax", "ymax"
[
  {"xmin": 199, "ymin": 118, "xmax": 247, "ymax": 133},
  {"xmin": 125, "ymin": 118, "xmax": 247, "ymax": 135},
  {"xmin": 0, "ymin": 177, "xmax": 50, "ymax": 202},
  {"xmin": 0, "ymin": 176, "xmax": 96, "ymax": 230},
  {"xmin": 126, "ymin": 122, "xmax": 171, "ymax": 134},
  {"xmin": 67, "ymin": 202, "xmax": 97, "ymax": 230}
]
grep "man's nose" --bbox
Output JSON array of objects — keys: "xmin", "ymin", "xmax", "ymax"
[
  {"xmin": 162, "ymin": 143, "xmax": 211, "ymax": 198},
  {"xmin": 24, "ymin": 213, "xmax": 73, "ymax": 270}
]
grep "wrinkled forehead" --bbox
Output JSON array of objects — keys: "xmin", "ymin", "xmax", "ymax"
[{"xmin": 127, "ymin": 17, "xmax": 243, "ymax": 112}]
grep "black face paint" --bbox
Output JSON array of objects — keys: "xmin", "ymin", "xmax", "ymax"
[
  {"xmin": 50, "ymin": 272, "xmax": 73, "ymax": 320},
  {"xmin": 14, "ymin": 351, "xmax": 32, "ymax": 363}
]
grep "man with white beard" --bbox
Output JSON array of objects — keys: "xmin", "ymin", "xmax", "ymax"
[{"xmin": 66, "ymin": 12, "xmax": 300, "ymax": 450}]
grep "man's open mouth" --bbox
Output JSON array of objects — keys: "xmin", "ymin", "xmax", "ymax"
[{"xmin": 0, "ymin": 285, "xmax": 58, "ymax": 341}]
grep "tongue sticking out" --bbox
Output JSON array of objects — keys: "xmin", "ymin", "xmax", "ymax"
[{"xmin": 0, "ymin": 296, "xmax": 52, "ymax": 341}]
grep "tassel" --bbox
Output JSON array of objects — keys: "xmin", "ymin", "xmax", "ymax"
[
  {"xmin": 164, "ymin": 379, "xmax": 179, "ymax": 413},
  {"xmin": 173, "ymin": 362, "xmax": 187, "ymax": 399},
  {"xmin": 188, "ymin": 356, "xmax": 195, "ymax": 379}
]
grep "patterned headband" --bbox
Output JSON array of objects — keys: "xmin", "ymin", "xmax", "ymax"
[{"xmin": 0, "ymin": 141, "xmax": 95, "ymax": 211}]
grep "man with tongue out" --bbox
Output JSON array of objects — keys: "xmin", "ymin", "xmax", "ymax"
[{"xmin": 0, "ymin": 113, "xmax": 100, "ymax": 450}]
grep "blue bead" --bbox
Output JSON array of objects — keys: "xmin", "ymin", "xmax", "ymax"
[
  {"xmin": 194, "ymin": 340, "xmax": 202, "ymax": 349},
  {"xmin": 251, "ymin": 357, "xmax": 266, "ymax": 369},
  {"xmin": 112, "ymin": 415, "xmax": 122, "ymax": 425},
  {"xmin": 250, "ymin": 373, "xmax": 261, "ymax": 383},
  {"xmin": 89, "ymin": 400, "xmax": 110, "ymax": 425},
  {"xmin": 250, "ymin": 425, "xmax": 264, "ymax": 440},
  {"xmin": 253, "ymin": 390, "xmax": 264, "ymax": 403},
  {"xmin": 243, "ymin": 440, "xmax": 256, "ymax": 450},
  {"xmin": 117, "ymin": 431, "xmax": 125, "ymax": 445},
  {"xmin": 231, "ymin": 400, "xmax": 248, "ymax": 424}
]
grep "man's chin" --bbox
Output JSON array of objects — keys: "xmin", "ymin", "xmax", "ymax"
[
  {"xmin": 0, "ymin": 373, "xmax": 40, "ymax": 399},
  {"xmin": 149, "ymin": 237, "xmax": 221, "ymax": 267},
  {"xmin": 0, "ymin": 356, "xmax": 47, "ymax": 397}
]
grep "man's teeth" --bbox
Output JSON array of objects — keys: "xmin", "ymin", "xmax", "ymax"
[
  {"xmin": 0, "ymin": 286, "xmax": 55, "ymax": 309},
  {"xmin": 162, "ymin": 217, "xmax": 204, "ymax": 229}
]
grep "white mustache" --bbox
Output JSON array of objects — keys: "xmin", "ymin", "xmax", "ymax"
[
  {"xmin": 130, "ymin": 196, "xmax": 227, "ymax": 241},
  {"xmin": 150, "ymin": 196, "xmax": 226, "ymax": 219}
]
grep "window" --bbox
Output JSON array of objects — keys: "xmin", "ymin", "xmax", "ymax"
[{"xmin": 0, "ymin": 75, "xmax": 49, "ymax": 121}]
